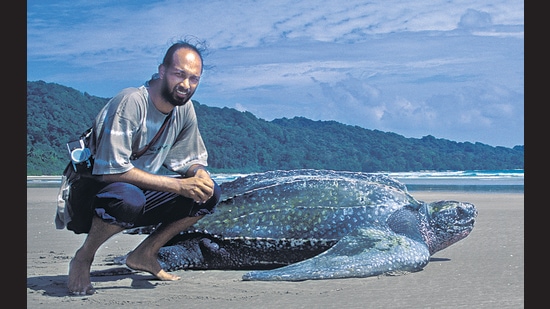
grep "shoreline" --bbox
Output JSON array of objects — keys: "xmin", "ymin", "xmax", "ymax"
[
  {"xmin": 27, "ymin": 175, "xmax": 525, "ymax": 193},
  {"xmin": 27, "ymin": 187, "xmax": 524, "ymax": 308}
]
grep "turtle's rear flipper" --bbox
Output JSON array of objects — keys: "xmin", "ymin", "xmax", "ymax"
[{"xmin": 242, "ymin": 226, "xmax": 430, "ymax": 281}]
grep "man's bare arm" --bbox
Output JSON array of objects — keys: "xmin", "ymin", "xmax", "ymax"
[{"xmin": 100, "ymin": 165, "xmax": 214, "ymax": 203}]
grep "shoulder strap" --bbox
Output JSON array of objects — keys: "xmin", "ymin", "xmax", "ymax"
[
  {"xmin": 131, "ymin": 110, "xmax": 173, "ymax": 160},
  {"xmin": 80, "ymin": 127, "xmax": 94, "ymax": 140}
]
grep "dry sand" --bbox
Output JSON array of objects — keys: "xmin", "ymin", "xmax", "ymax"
[{"xmin": 27, "ymin": 187, "xmax": 524, "ymax": 308}]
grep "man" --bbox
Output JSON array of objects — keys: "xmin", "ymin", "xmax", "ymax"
[{"xmin": 64, "ymin": 40, "xmax": 221, "ymax": 295}]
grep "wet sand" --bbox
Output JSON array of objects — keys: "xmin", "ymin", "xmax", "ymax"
[{"xmin": 27, "ymin": 187, "xmax": 524, "ymax": 308}]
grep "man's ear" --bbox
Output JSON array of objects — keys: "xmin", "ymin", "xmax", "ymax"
[{"xmin": 158, "ymin": 64, "xmax": 165, "ymax": 79}]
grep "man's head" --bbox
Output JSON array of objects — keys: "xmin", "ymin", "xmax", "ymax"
[{"xmin": 158, "ymin": 41, "xmax": 205, "ymax": 107}]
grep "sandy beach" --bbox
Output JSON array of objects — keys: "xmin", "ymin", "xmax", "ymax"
[{"xmin": 27, "ymin": 186, "xmax": 524, "ymax": 308}]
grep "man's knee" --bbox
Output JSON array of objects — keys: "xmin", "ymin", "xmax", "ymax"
[
  {"xmin": 211, "ymin": 181, "xmax": 222, "ymax": 204},
  {"xmin": 94, "ymin": 182, "xmax": 146, "ymax": 225}
]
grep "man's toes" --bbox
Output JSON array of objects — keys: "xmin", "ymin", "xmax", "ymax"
[{"xmin": 69, "ymin": 285, "xmax": 95, "ymax": 296}]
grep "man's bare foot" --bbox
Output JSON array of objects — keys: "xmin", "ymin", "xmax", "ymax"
[
  {"xmin": 67, "ymin": 257, "xmax": 95, "ymax": 295},
  {"xmin": 125, "ymin": 250, "xmax": 180, "ymax": 281}
]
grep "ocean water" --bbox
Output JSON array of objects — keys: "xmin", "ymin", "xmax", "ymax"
[
  {"xmin": 28, "ymin": 169, "xmax": 524, "ymax": 193},
  {"xmin": 210, "ymin": 169, "xmax": 524, "ymax": 193},
  {"xmin": 382, "ymin": 169, "xmax": 524, "ymax": 193}
]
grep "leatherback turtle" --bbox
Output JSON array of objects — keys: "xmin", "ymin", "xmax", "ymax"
[{"xmin": 125, "ymin": 169, "xmax": 477, "ymax": 281}]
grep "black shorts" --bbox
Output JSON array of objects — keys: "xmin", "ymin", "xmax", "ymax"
[{"xmin": 66, "ymin": 177, "xmax": 221, "ymax": 234}]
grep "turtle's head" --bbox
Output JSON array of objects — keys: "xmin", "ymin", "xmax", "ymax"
[{"xmin": 422, "ymin": 200, "xmax": 477, "ymax": 255}]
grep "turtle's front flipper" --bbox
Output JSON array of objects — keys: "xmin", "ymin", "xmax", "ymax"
[{"xmin": 242, "ymin": 226, "xmax": 430, "ymax": 281}]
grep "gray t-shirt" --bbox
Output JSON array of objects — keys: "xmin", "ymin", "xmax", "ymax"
[{"xmin": 89, "ymin": 85, "xmax": 208, "ymax": 176}]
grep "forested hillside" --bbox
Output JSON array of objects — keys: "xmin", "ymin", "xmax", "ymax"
[{"xmin": 27, "ymin": 81, "xmax": 524, "ymax": 175}]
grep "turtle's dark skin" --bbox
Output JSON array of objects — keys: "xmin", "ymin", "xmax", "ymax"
[{"xmin": 122, "ymin": 169, "xmax": 477, "ymax": 281}]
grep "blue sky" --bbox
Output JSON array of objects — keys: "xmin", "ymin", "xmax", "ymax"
[{"xmin": 27, "ymin": 0, "xmax": 524, "ymax": 148}]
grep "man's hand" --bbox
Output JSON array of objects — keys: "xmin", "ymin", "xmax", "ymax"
[{"xmin": 181, "ymin": 168, "xmax": 214, "ymax": 203}]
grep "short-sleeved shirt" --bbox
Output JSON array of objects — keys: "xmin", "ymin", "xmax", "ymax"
[{"xmin": 89, "ymin": 85, "xmax": 208, "ymax": 176}]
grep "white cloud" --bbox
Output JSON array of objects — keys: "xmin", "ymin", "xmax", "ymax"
[
  {"xmin": 234, "ymin": 103, "xmax": 247, "ymax": 112},
  {"xmin": 27, "ymin": 0, "xmax": 524, "ymax": 147}
]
